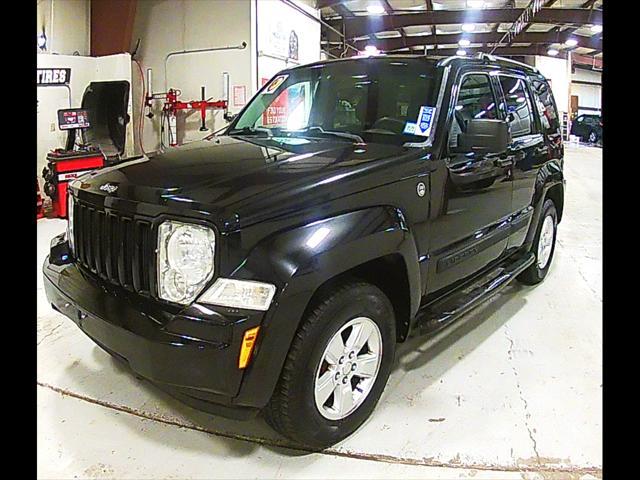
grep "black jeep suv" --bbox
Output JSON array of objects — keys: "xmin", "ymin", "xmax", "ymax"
[{"xmin": 44, "ymin": 54, "xmax": 565, "ymax": 448}]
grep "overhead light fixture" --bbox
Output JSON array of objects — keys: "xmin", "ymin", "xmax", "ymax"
[
  {"xmin": 366, "ymin": 4, "xmax": 385, "ymax": 15},
  {"xmin": 456, "ymin": 49, "xmax": 467, "ymax": 56},
  {"xmin": 462, "ymin": 24, "xmax": 475, "ymax": 32},
  {"xmin": 467, "ymin": 0, "xmax": 485, "ymax": 8},
  {"xmin": 565, "ymin": 38, "xmax": 578, "ymax": 47},
  {"xmin": 363, "ymin": 45, "xmax": 381, "ymax": 56},
  {"xmin": 590, "ymin": 24, "xmax": 603, "ymax": 33},
  {"xmin": 547, "ymin": 48, "xmax": 559, "ymax": 56},
  {"xmin": 458, "ymin": 38, "xmax": 471, "ymax": 47}
]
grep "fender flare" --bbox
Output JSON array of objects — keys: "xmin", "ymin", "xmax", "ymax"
[
  {"xmin": 524, "ymin": 159, "xmax": 565, "ymax": 248},
  {"xmin": 229, "ymin": 206, "xmax": 421, "ymax": 408}
]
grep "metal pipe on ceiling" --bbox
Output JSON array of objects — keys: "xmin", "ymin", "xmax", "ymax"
[{"xmin": 163, "ymin": 42, "xmax": 248, "ymax": 92}]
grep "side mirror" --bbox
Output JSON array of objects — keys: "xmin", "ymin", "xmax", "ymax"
[{"xmin": 456, "ymin": 119, "xmax": 511, "ymax": 155}]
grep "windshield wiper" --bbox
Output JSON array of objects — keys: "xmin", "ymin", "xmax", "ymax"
[
  {"xmin": 227, "ymin": 126, "xmax": 272, "ymax": 137},
  {"xmin": 292, "ymin": 126, "xmax": 364, "ymax": 143}
]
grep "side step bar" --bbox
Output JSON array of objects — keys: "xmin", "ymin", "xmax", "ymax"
[{"xmin": 415, "ymin": 252, "xmax": 535, "ymax": 335}]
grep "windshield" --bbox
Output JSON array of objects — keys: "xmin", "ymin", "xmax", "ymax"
[{"xmin": 229, "ymin": 57, "xmax": 442, "ymax": 145}]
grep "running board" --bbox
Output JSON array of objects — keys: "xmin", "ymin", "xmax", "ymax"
[{"xmin": 415, "ymin": 252, "xmax": 535, "ymax": 335}]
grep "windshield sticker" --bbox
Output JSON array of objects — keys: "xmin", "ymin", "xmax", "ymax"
[
  {"xmin": 264, "ymin": 74, "xmax": 289, "ymax": 94},
  {"xmin": 414, "ymin": 106, "xmax": 436, "ymax": 137},
  {"xmin": 403, "ymin": 122, "xmax": 417, "ymax": 135}
]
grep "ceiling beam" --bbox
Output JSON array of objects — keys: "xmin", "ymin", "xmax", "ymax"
[
  {"xmin": 355, "ymin": 30, "xmax": 602, "ymax": 52},
  {"xmin": 363, "ymin": 45, "xmax": 571, "ymax": 59},
  {"xmin": 332, "ymin": 3, "xmax": 353, "ymax": 17},
  {"xmin": 316, "ymin": 0, "xmax": 346, "ymax": 9},
  {"xmin": 330, "ymin": 8, "xmax": 603, "ymax": 39},
  {"xmin": 581, "ymin": 0, "xmax": 598, "ymax": 7}
]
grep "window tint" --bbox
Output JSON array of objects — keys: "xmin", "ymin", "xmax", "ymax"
[
  {"xmin": 531, "ymin": 78, "xmax": 560, "ymax": 135},
  {"xmin": 449, "ymin": 74, "xmax": 498, "ymax": 149},
  {"xmin": 498, "ymin": 76, "xmax": 534, "ymax": 137}
]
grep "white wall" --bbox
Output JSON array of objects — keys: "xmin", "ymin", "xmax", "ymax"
[
  {"xmin": 571, "ymin": 68, "xmax": 602, "ymax": 116},
  {"xmin": 37, "ymin": 54, "xmax": 134, "ymax": 185},
  {"xmin": 256, "ymin": 0, "xmax": 321, "ymax": 85},
  {"xmin": 534, "ymin": 56, "xmax": 571, "ymax": 115},
  {"xmin": 36, "ymin": 0, "xmax": 90, "ymax": 56},
  {"xmin": 129, "ymin": 0, "xmax": 321, "ymax": 153},
  {"xmin": 130, "ymin": 0, "xmax": 254, "ymax": 152}
]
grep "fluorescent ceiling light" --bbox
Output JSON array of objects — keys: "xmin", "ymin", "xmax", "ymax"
[
  {"xmin": 547, "ymin": 48, "xmax": 559, "ymax": 56},
  {"xmin": 590, "ymin": 25, "xmax": 603, "ymax": 33},
  {"xmin": 363, "ymin": 45, "xmax": 380, "ymax": 56},
  {"xmin": 565, "ymin": 38, "xmax": 578, "ymax": 47},
  {"xmin": 462, "ymin": 24, "xmax": 475, "ymax": 32},
  {"xmin": 366, "ymin": 4, "xmax": 385, "ymax": 14},
  {"xmin": 456, "ymin": 49, "xmax": 467, "ymax": 56},
  {"xmin": 458, "ymin": 39, "xmax": 471, "ymax": 47},
  {"xmin": 467, "ymin": 0, "xmax": 485, "ymax": 8}
]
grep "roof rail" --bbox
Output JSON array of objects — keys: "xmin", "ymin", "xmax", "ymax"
[
  {"xmin": 475, "ymin": 52, "xmax": 539, "ymax": 73},
  {"xmin": 437, "ymin": 52, "xmax": 539, "ymax": 73}
]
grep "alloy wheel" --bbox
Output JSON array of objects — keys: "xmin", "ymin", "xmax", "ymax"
[
  {"xmin": 537, "ymin": 215, "xmax": 555, "ymax": 269},
  {"xmin": 313, "ymin": 317, "xmax": 383, "ymax": 421}
]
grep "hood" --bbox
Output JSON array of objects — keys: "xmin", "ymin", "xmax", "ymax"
[{"xmin": 74, "ymin": 135, "xmax": 421, "ymax": 230}]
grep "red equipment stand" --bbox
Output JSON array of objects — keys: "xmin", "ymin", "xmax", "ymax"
[
  {"xmin": 37, "ymin": 178, "xmax": 44, "ymax": 219},
  {"xmin": 43, "ymin": 149, "xmax": 105, "ymax": 218}
]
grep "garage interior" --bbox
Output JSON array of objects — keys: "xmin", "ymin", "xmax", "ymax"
[{"xmin": 37, "ymin": 0, "xmax": 602, "ymax": 478}]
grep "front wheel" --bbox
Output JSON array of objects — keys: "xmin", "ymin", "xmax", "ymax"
[
  {"xmin": 518, "ymin": 199, "xmax": 558, "ymax": 285},
  {"xmin": 264, "ymin": 282, "xmax": 396, "ymax": 448},
  {"xmin": 588, "ymin": 130, "xmax": 598, "ymax": 143}
]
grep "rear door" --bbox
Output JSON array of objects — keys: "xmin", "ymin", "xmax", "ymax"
[{"xmin": 494, "ymin": 73, "xmax": 546, "ymax": 251}]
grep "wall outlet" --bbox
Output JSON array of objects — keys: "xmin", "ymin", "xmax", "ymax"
[{"xmin": 50, "ymin": 123, "xmax": 56, "ymax": 132}]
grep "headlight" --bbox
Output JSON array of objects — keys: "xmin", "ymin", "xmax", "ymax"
[
  {"xmin": 157, "ymin": 220, "xmax": 215, "ymax": 305},
  {"xmin": 67, "ymin": 193, "xmax": 74, "ymax": 253},
  {"xmin": 198, "ymin": 278, "xmax": 276, "ymax": 311}
]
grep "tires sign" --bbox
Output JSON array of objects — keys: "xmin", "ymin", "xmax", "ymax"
[{"xmin": 37, "ymin": 68, "xmax": 71, "ymax": 86}]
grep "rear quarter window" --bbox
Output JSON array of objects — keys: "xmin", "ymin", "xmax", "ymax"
[{"xmin": 530, "ymin": 78, "xmax": 561, "ymax": 135}]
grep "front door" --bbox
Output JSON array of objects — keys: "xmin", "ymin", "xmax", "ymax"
[{"xmin": 428, "ymin": 71, "xmax": 514, "ymax": 293}]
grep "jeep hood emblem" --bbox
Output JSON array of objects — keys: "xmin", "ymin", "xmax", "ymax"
[{"xmin": 99, "ymin": 183, "xmax": 118, "ymax": 194}]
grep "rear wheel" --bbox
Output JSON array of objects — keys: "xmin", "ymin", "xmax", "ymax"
[
  {"xmin": 264, "ymin": 282, "xmax": 396, "ymax": 448},
  {"xmin": 518, "ymin": 199, "xmax": 558, "ymax": 285}
]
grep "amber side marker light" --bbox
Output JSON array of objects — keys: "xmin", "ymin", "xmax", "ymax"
[{"xmin": 238, "ymin": 326, "xmax": 260, "ymax": 369}]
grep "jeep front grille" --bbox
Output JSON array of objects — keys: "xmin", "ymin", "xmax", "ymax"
[{"xmin": 72, "ymin": 198, "xmax": 154, "ymax": 295}]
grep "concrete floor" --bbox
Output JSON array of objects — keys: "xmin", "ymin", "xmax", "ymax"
[{"xmin": 37, "ymin": 145, "xmax": 602, "ymax": 479}]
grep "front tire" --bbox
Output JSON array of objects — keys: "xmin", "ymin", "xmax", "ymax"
[
  {"xmin": 264, "ymin": 281, "xmax": 396, "ymax": 449},
  {"xmin": 518, "ymin": 199, "xmax": 558, "ymax": 285},
  {"xmin": 588, "ymin": 130, "xmax": 598, "ymax": 143}
]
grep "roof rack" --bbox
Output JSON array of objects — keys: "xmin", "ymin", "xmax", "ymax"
[{"xmin": 474, "ymin": 52, "xmax": 539, "ymax": 73}]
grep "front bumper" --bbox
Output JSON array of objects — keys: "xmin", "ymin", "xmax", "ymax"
[{"xmin": 42, "ymin": 239, "xmax": 269, "ymax": 420}]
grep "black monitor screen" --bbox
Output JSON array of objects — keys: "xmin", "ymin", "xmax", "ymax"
[{"xmin": 57, "ymin": 108, "xmax": 91, "ymax": 130}]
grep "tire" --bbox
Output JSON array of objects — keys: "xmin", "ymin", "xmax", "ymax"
[
  {"xmin": 264, "ymin": 281, "xmax": 396, "ymax": 449},
  {"xmin": 588, "ymin": 131, "xmax": 598, "ymax": 143},
  {"xmin": 518, "ymin": 199, "xmax": 558, "ymax": 285}
]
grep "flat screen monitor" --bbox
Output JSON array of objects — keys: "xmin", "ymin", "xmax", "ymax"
[{"xmin": 57, "ymin": 108, "xmax": 91, "ymax": 130}]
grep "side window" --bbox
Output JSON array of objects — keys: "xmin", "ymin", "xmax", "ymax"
[
  {"xmin": 498, "ymin": 76, "xmax": 534, "ymax": 137},
  {"xmin": 448, "ymin": 74, "xmax": 498, "ymax": 149},
  {"xmin": 531, "ymin": 79, "xmax": 560, "ymax": 135}
]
